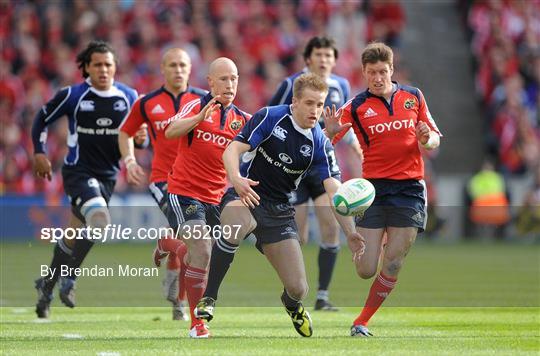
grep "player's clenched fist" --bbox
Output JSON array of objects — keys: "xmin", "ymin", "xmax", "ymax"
[
  {"xmin": 415, "ymin": 121, "xmax": 431, "ymax": 145},
  {"xmin": 33, "ymin": 153, "xmax": 52, "ymax": 181}
]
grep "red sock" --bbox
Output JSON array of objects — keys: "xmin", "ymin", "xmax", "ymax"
[
  {"xmin": 175, "ymin": 243, "xmax": 188, "ymax": 301},
  {"xmin": 185, "ymin": 263, "xmax": 207, "ymax": 327},
  {"xmin": 166, "ymin": 253, "xmax": 180, "ymax": 271},
  {"xmin": 354, "ymin": 272, "xmax": 397, "ymax": 326}
]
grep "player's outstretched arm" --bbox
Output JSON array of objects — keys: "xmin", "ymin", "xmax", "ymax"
[
  {"xmin": 165, "ymin": 96, "xmax": 222, "ymax": 139},
  {"xmin": 223, "ymin": 141, "xmax": 260, "ymax": 208},
  {"xmin": 323, "ymin": 177, "xmax": 366, "ymax": 258},
  {"xmin": 118, "ymin": 130, "xmax": 146, "ymax": 186}
]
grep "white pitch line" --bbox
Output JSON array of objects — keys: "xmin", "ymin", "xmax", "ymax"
[
  {"xmin": 32, "ymin": 318, "xmax": 52, "ymax": 323},
  {"xmin": 62, "ymin": 333, "xmax": 84, "ymax": 339}
]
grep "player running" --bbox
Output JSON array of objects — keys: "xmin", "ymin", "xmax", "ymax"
[
  {"xmin": 118, "ymin": 48, "xmax": 207, "ymax": 321},
  {"xmin": 32, "ymin": 41, "xmax": 139, "ymax": 318},
  {"xmin": 195, "ymin": 73, "xmax": 365, "ymax": 337},
  {"xmin": 269, "ymin": 36, "xmax": 362, "ymax": 311},
  {"xmin": 324, "ymin": 42, "xmax": 442, "ymax": 337},
  {"xmin": 163, "ymin": 57, "xmax": 250, "ymax": 338}
]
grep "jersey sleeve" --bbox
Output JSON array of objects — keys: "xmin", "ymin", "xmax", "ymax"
[
  {"xmin": 417, "ymin": 89, "xmax": 442, "ymax": 136},
  {"xmin": 31, "ymin": 86, "xmax": 72, "ymax": 154},
  {"xmin": 234, "ymin": 107, "xmax": 272, "ymax": 149},
  {"xmin": 164, "ymin": 98, "xmax": 201, "ymax": 130},
  {"xmin": 119, "ymin": 97, "xmax": 145, "ymax": 136},
  {"xmin": 331, "ymin": 100, "xmax": 354, "ymax": 145},
  {"xmin": 342, "ymin": 78, "xmax": 351, "ymax": 103},
  {"xmin": 312, "ymin": 131, "xmax": 341, "ymax": 182},
  {"xmin": 268, "ymin": 78, "xmax": 292, "ymax": 105}
]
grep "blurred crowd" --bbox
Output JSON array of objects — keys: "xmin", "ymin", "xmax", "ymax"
[
  {"xmin": 0, "ymin": 0, "xmax": 407, "ymax": 195},
  {"xmin": 460, "ymin": 0, "xmax": 540, "ymax": 175}
]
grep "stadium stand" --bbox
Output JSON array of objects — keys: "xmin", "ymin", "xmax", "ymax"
[{"xmin": 0, "ymin": 0, "xmax": 409, "ymax": 195}]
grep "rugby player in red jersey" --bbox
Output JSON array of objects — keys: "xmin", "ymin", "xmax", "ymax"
[
  {"xmin": 325, "ymin": 42, "xmax": 442, "ymax": 337},
  {"xmin": 163, "ymin": 57, "xmax": 250, "ymax": 338},
  {"xmin": 119, "ymin": 48, "xmax": 207, "ymax": 321}
]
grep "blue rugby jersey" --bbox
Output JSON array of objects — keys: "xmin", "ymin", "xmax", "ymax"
[
  {"xmin": 31, "ymin": 79, "xmax": 137, "ymax": 180},
  {"xmin": 235, "ymin": 105, "xmax": 340, "ymax": 202}
]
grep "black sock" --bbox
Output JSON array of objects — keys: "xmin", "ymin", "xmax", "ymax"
[
  {"xmin": 281, "ymin": 289, "xmax": 300, "ymax": 311},
  {"xmin": 317, "ymin": 244, "xmax": 340, "ymax": 297},
  {"xmin": 66, "ymin": 237, "xmax": 94, "ymax": 280},
  {"xmin": 204, "ymin": 238, "xmax": 238, "ymax": 300},
  {"xmin": 43, "ymin": 240, "xmax": 73, "ymax": 292}
]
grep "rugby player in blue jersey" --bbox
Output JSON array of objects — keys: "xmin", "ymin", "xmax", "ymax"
[
  {"xmin": 195, "ymin": 73, "xmax": 365, "ymax": 337},
  {"xmin": 269, "ymin": 37, "xmax": 361, "ymax": 311},
  {"xmin": 31, "ymin": 41, "xmax": 143, "ymax": 318}
]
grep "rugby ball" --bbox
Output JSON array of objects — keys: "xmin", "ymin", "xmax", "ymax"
[{"xmin": 333, "ymin": 178, "xmax": 375, "ymax": 216}]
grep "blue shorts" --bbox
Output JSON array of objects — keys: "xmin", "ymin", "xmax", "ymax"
[
  {"xmin": 149, "ymin": 181, "xmax": 168, "ymax": 215},
  {"xmin": 355, "ymin": 179, "xmax": 427, "ymax": 233},
  {"xmin": 62, "ymin": 166, "xmax": 115, "ymax": 223},
  {"xmin": 166, "ymin": 193, "xmax": 220, "ymax": 231},
  {"xmin": 289, "ymin": 168, "xmax": 326, "ymax": 205},
  {"xmin": 222, "ymin": 188, "xmax": 298, "ymax": 253}
]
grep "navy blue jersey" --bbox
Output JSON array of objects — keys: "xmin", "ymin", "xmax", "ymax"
[
  {"xmin": 268, "ymin": 69, "xmax": 350, "ymax": 120},
  {"xmin": 31, "ymin": 79, "xmax": 138, "ymax": 180},
  {"xmin": 235, "ymin": 105, "xmax": 340, "ymax": 202}
]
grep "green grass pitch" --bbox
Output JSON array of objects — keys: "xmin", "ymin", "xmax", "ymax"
[{"xmin": 1, "ymin": 241, "xmax": 539, "ymax": 354}]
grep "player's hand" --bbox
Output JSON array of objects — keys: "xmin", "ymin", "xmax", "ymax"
[
  {"xmin": 199, "ymin": 95, "xmax": 222, "ymax": 122},
  {"xmin": 346, "ymin": 231, "xmax": 366, "ymax": 263},
  {"xmin": 134, "ymin": 123, "xmax": 148, "ymax": 146},
  {"xmin": 33, "ymin": 153, "xmax": 52, "ymax": 181},
  {"xmin": 126, "ymin": 161, "xmax": 145, "ymax": 186},
  {"xmin": 323, "ymin": 104, "xmax": 351, "ymax": 140},
  {"xmin": 415, "ymin": 121, "xmax": 431, "ymax": 145},
  {"xmin": 232, "ymin": 176, "xmax": 260, "ymax": 208}
]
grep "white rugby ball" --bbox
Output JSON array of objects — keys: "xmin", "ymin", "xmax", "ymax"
[{"xmin": 333, "ymin": 178, "xmax": 376, "ymax": 216}]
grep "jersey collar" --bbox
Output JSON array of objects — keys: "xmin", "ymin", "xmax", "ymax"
[
  {"xmin": 202, "ymin": 92, "xmax": 236, "ymax": 129},
  {"xmin": 85, "ymin": 77, "xmax": 120, "ymax": 97},
  {"xmin": 288, "ymin": 105, "xmax": 313, "ymax": 140}
]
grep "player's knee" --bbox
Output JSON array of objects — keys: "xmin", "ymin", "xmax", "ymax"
[
  {"xmin": 357, "ymin": 268, "xmax": 377, "ymax": 280},
  {"xmin": 191, "ymin": 240, "xmax": 212, "ymax": 264},
  {"xmin": 287, "ymin": 282, "xmax": 308, "ymax": 301},
  {"xmin": 382, "ymin": 258, "xmax": 403, "ymax": 276},
  {"xmin": 81, "ymin": 197, "xmax": 110, "ymax": 229}
]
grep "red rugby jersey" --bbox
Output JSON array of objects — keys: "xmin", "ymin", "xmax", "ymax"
[
  {"xmin": 120, "ymin": 86, "xmax": 207, "ymax": 182},
  {"xmin": 167, "ymin": 93, "xmax": 251, "ymax": 205},
  {"xmin": 333, "ymin": 83, "xmax": 442, "ymax": 180}
]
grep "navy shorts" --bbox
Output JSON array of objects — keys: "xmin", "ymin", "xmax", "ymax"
[
  {"xmin": 355, "ymin": 179, "xmax": 427, "ymax": 233},
  {"xmin": 148, "ymin": 181, "xmax": 168, "ymax": 215},
  {"xmin": 289, "ymin": 168, "xmax": 326, "ymax": 205},
  {"xmin": 61, "ymin": 166, "xmax": 115, "ymax": 223},
  {"xmin": 166, "ymin": 193, "xmax": 220, "ymax": 231},
  {"xmin": 222, "ymin": 188, "xmax": 298, "ymax": 253}
]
